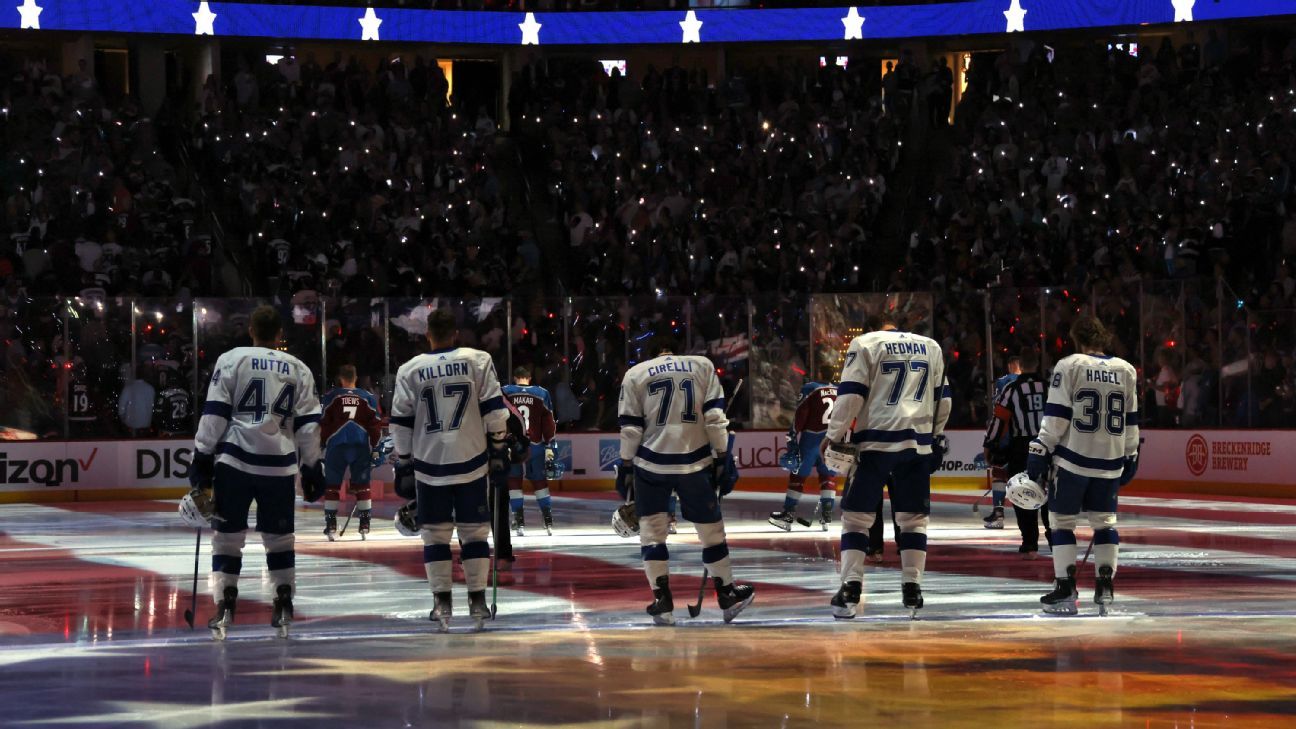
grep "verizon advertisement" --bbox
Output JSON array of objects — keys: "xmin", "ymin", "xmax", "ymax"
[{"xmin": 0, "ymin": 440, "xmax": 193, "ymax": 493}]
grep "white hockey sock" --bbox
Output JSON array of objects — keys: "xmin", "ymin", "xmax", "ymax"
[
  {"xmin": 324, "ymin": 499, "xmax": 339, "ymax": 512},
  {"xmin": 534, "ymin": 487, "xmax": 550, "ymax": 500},
  {"xmin": 356, "ymin": 499, "xmax": 373, "ymax": 511},
  {"xmin": 1053, "ymin": 543, "xmax": 1079, "ymax": 579},
  {"xmin": 820, "ymin": 488, "xmax": 836, "ymax": 501},
  {"xmin": 462, "ymin": 558, "xmax": 489, "ymax": 592},
  {"xmin": 644, "ymin": 560, "xmax": 669, "ymax": 588},
  {"xmin": 509, "ymin": 489, "xmax": 524, "ymax": 502},
  {"xmin": 1094, "ymin": 545, "xmax": 1118, "ymax": 574},
  {"xmin": 841, "ymin": 550, "xmax": 866, "ymax": 584},
  {"xmin": 425, "ymin": 560, "xmax": 453, "ymax": 594},
  {"xmin": 706, "ymin": 556, "xmax": 734, "ymax": 586},
  {"xmin": 900, "ymin": 549, "xmax": 926, "ymax": 584}
]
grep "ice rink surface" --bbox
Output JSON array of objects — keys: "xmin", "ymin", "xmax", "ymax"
[{"xmin": 2, "ymin": 489, "xmax": 1295, "ymax": 727}]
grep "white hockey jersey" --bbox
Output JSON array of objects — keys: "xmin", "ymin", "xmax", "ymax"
[
  {"xmin": 1033, "ymin": 353, "xmax": 1140, "ymax": 480},
  {"xmin": 826, "ymin": 329, "xmax": 951, "ymax": 454},
  {"xmin": 195, "ymin": 347, "xmax": 322, "ymax": 477},
  {"xmin": 618, "ymin": 354, "xmax": 728, "ymax": 475},
  {"xmin": 390, "ymin": 346, "xmax": 508, "ymax": 486}
]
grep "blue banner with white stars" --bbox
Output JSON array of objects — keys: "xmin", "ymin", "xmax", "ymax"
[{"xmin": 4, "ymin": 0, "xmax": 1293, "ymax": 46}]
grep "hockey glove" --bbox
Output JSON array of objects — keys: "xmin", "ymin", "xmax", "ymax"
[
  {"xmin": 1119, "ymin": 453, "xmax": 1139, "ymax": 487},
  {"xmin": 614, "ymin": 461, "xmax": 635, "ymax": 502},
  {"xmin": 487, "ymin": 433, "xmax": 512, "ymax": 473},
  {"xmin": 189, "ymin": 451, "xmax": 215, "ymax": 490},
  {"xmin": 300, "ymin": 461, "xmax": 327, "ymax": 503},
  {"xmin": 394, "ymin": 459, "xmax": 417, "ymax": 500},
  {"xmin": 1026, "ymin": 440, "xmax": 1050, "ymax": 483},
  {"xmin": 713, "ymin": 452, "xmax": 738, "ymax": 497},
  {"xmin": 929, "ymin": 434, "xmax": 949, "ymax": 474}
]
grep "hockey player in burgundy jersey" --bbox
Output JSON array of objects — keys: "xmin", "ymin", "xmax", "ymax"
[
  {"xmin": 502, "ymin": 367, "xmax": 559, "ymax": 536},
  {"xmin": 771, "ymin": 381, "xmax": 839, "ymax": 531},
  {"xmin": 319, "ymin": 364, "xmax": 383, "ymax": 540}
]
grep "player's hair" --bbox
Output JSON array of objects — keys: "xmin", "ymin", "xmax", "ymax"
[
  {"xmin": 426, "ymin": 309, "xmax": 457, "ymax": 344},
  {"xmin": 1070, "ymin": 315, "xmax": 1111, "ymax": 352},
  {"xmin": 249, "ymin": 305, "xmax": 282, "ymax": 344},
  {"xmin": 337, "ymin": 364, "xmax": 357, "ymax": 383},
  {"xmin": 1017, "ymin": 349, "xmax": 1039, "ymax": 372},
  {"xmin": 512, "ymin": 365, "xmax": 532, "ymax": 380},
  {"xmin": 652, "ymin": 332, "xmax": 680, "ymax": 355},
  {"xmin": 866, "ymin": 310, "xmax": 898, "ymax": 332}
]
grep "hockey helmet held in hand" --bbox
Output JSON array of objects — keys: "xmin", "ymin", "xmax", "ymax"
[
  {"xmin": 371, "ymin": 435, "xmax": 395, "ymax": 467},
  {"xmin": 823, "ymin": 441, "xmax": 859, "ymax": 477},
  {"xmin": 178, "ymin": 489, "xmax": 212, "ymax": 529},
  {"xmin": 778, "ymin": 447, "xmax": 802, "ymax": 473},
  {"xmin": 544, "ymin": 444, "xmax": 566, "ymax": 480},
  {"xmin": 1007, "ymin": 472, "xmax": 1047, "ymax": 511},
  {"xmin": 612, "ymin": 502, "xmax": 639, "ymax": 538},
  {"xmin": 394, "ymin": 501, "xmax": 420, "ymax": 537}
]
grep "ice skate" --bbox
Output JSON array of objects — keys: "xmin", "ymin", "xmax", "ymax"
[
  {"xmin": 1041, "ymin": 566, "xmax": 1079, "ymax": 616},
  {"xmin": 830, "ymin": 580, "xmax": 862, "ymax": 619},
  {"xmin": 647, "ymin": 575, "xmax": 675, "ymax": 626},
  {"xmin": 207, "ymin": 586, "xmax": 237, "ymax": 641},
  {"xmin": 714, "ymin": 578, "xmax": 755, "ymax": 623},
  {"xmin": 323, "ymin": 511, "xmax": 338, "ymax": 542},
  {"xmin": 983, "ymin": 507, "xmax": 1004, "ymax": 529},
  {"xmin": 430, "ymin": 591, "xmax": 452, "ymax": 632},
  {"xmin": 865, "ymin": 549, "xmax": 884, "ymax": 565},
  {"xmin": 541, "ymin": 507, "xmax": 554, "ymax": 536},
  {"xmin": 767, "ymin": 510, "xmax": 795, "ymax": 531},
  {"xmin": 818, "ymin": 502, "xmax": 833, "ymax": 531},
  {"xmin": 357, "ymin": 509, "xmax": 371, "ymax": 540},
  {"xmin": 468, "ymin": 590, "xmax": 490, "ymax": 631},
  {"xmin": 270, "ymin": 585, "xmax": 293, "ymax": 638},
  {"xmin": 902, "ymin": 582, "xmax": 924, "ymax": 620},
  {"xmin": 667, "ymin": 517, "xmax": 678, "ymax": 535},
  {"xmin": 512, "ymin": 510, "xmax": 525, "ymax": 537},
  {"xmin": 1094, "ymin": 565, "xmax": 1115, "ymax": 616}
]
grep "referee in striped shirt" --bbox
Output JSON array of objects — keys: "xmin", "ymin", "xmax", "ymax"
[{"xmin": 984, "ymin": 348, "xmax": 1052, "ymax": 558}]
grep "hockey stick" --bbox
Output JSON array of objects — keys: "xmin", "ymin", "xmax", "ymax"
[
  {"xmin": 1078, "ymin": 539, "xmax": 1093, "ymax": 568},
  {"xmin": 687, "ymin": 378, "xmax": 744, "ymax": 619},
  {"xmin": 972, "ymin": 488, "xmax": 991, "ymax": 515},
  {"xmin": 182, "ymin": 529, "xmax": 200, "ymax": 629},
  {"xmin": 490, "ymin": 472, "xmax": 501, "ymax": 619},
  {"xmin": 337, "ymin": 500, "xmax": 359, "ymax": 537}
]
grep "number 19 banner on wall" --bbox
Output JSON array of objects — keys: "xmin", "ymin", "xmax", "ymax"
[{"xmin": 3, "ymin": 0, "xmax": 1294, "ymax": 46}]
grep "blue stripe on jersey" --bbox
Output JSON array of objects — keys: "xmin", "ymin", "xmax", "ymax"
[
  {"xmin": 479, "ymin": 396, "xmax": 506, "ymax": 416},
  {"xmin": 294, "ymin": 413, "xmax": 320, "ymax": 432},
  {"xmin": 636, "ymin": 444, "xmax": 711, "ymax": 466},
  {"xmin": 390, "ymin": 415, "xmax": 415, "ymax": 428},
  {"xmin": 850, "ymin": 428, "xmax": 933, "ymax": 446},
  {"xmin": 1126, "ymin": 411, "xmax": 1140, "ymax": 427},
  {"xmin": 413, "ymin": 451, "xmax": 488, "ymax": 478},
  {"xmin": 618, "ymin": 414, "xmax": 646, "ymax": 428},
  {"xmin": 703, "ymin": 398, "xmax": 725, "ymax": 412},
  {"xmin": 1054, "ymin": 446, "xmax": 1124, "ymax": 471},
  {"xmin": 217, "ymin": 443, "xmax": 298, "ymax": 468},
  {"xmin": 202, "ymin": 401, "xmax": 232, "ymax": 418},
  {"xmin": 938, "ymin": 385, "xmax": 951, "ymax": 399},
  {"xmin": 1044, "ymin": 403, "xmax": 1073, "ymax": 419},
  {"xmin": 837, "ymin": 382, "xmax": 870, "ymax": 398}
]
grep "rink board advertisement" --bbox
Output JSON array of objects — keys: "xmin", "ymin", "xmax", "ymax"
[{"xmin": 4, "ymin": 430, "xmax": 1295, "ymax": 500}]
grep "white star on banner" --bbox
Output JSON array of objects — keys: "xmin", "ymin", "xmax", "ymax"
[
  {"xmin": 680, "ymin": 10, "xmax": 702, "ymax": 44},
  {"xmin": 518, "ymin": 12, "xmax": 541, "ymax": 45},
  {"xmin": 16, "ymin": 0, "xmax": 41, "ymax": 30},
  {"xmin": 358, "ymin": 7, "xmax": 382, "ymax": 41},
  {"xmin": 1172, "ymin": 0, "xmax": 1194, "ymax": 22},
  {"xmin": 1004, "ymin": 0, "xmax": 1026, "ymax": 32},
  {"xmin": 192, "ymin": 1, "xmax": 216, "ymax": 35},
  {"xmin": 841, "ymin": 7, "xmax": 865, "ymax": 41}
]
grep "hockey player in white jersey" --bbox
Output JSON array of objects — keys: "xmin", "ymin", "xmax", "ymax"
[
  {"xmin": 617, "ymin": 335, "xmax": 754, "ymax": 625},
  {"xmin": 389, "ymin": 309, "xmax": 509, "ymax": 632},
  {"xmin": 184, "ymin": 306, "xmax": 326, "ymax": 639},
  {"xmin": 822, "ymin": 311, "xmax": 951, "ymax": 619},
  {"xmin": 1025, "ymin": 316, "xmax": 1139, "ymax": 616}
]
